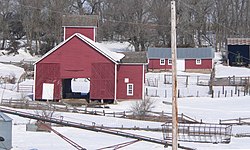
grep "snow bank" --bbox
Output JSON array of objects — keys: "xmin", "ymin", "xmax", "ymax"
[
  {"xmin": 0, "ymin": 48, "xmax": 39, "ymax": 62},
  {"xmin": 0, "ymin": 63, "xmax": 25, "ymax": 80},
  {"xmin": 216, "ymin": 64, "xmax": 250, "ymax": 77}
]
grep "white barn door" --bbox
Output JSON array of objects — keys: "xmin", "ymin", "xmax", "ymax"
[
  {"xmin": 42, "ymin": 83, "xmax": 54, "ymax": 100},
  {"xmin": 177, "ymin": 59, "xmax": 185, "ymax": 71}
]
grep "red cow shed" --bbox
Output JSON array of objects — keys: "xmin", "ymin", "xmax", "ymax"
[
  {"xmin": 148, "ymin": 47, "xmax": 214, "ymax": 73},
  {"xmin": 34, "ymin": 15, "xmax": 147, "ymax": 102}
]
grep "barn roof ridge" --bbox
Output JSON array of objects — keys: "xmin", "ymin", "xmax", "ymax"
[
  {"xmin": 34, "ymin": 33, "xmax": 125, "ymax": 64},
  {"xmin": 76, "ymin": 33, "xmax": 125, "ymax": 62}
]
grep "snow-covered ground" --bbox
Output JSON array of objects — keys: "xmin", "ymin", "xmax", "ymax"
[
  {"xmin": 0, "ymin": 48, "xmax": 39, "ymax": 62},
  {"xmin": 0, "ymin": 50, "xmax": 250, "ymax": 149}
]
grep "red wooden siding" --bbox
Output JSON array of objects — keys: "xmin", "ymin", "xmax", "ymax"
[
  {"xmin": 185, "ymin": 59, "xmax": 212, "ymax": 69},
  {"xmin": 148, "ymin": 59, "xmax": 171, "ymax": 70},
  {"xmin": 148, "ymin": 58, "xmax": 212, "ymax": 70},
  {"xmin": 35, "ymin": 36, "xmax": 114, "ymax": 100},
  {"xmin": 90, "ymin": 63, "xmax": 115, "ymax": 99},
  {"xmin": 116, "ymin": 64, "xmax": 143, "ymax": 100},
  {"xmin": 35, "ymin": 63, "xmax": 61, "ymax": 100},
  {"xmin": 39, "ymin": 36, "xmax": 113, "ymax": 78},
  {"xmin": 64, "ymin": 27, "xmax": 95, "ymax": 41}
]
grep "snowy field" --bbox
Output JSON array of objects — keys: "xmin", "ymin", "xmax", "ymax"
[{"xmin": 0, "ymin": 50, "xmax": 250, "ymax": 149}]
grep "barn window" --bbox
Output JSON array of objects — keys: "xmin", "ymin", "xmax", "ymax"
[
  {"xmin": 168, "ymin": 59, "xmax": 172, "ymax": 65},
  {"xmin": 127, "ymin": 84, "xmax": 134, "ymax": 96},
  {"xmin": 196, "ymin": 59, "xmax": 202, "ymax": 65},
  {"xmin": 124, "ymin": 78, "xmax": 129, "ymax": 83},
  {"xmin": 160, "ymin": 59, "xmax": 165, "ymax": 65}
]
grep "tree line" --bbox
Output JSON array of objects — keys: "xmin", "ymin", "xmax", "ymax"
[{"xmin": 0, "ymin": 0, "xmax": 249, "ymax": 55}]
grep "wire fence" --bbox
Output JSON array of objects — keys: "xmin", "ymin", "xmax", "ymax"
[
  {"xmin": 162, "ymin": 123, "xmax": 232, "ymax": 144},
  {"xmin": 145, "ymin": 74, "xmax": 250, "ymax": 98}
]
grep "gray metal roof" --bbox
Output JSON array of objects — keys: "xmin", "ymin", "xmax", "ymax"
[
  {"xmin": 0, "ymin": 112, "xmax": 12, "ymax": 122},
  {"xmin": 120, "ymin": 52, "xmax": 147, "ymax": 63},
  {"xmin": 148, "ymin": 47, "xmax": 214, "ymax": 59},
  {"xmin": 62, "ymin": 15, "xmax": 98, "ymax": 27}
]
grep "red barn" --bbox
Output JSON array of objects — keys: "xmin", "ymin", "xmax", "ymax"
[
  {"xmin": 34, "ymin": 15, "xmax": 147, "ymax": 102},
  {"xmin": 148, "ymin": 47, "xmax": 214, "ymax": 73}
]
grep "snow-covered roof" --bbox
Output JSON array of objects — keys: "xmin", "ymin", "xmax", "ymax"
[
  {"xmin": 76, "ymin": 33, "xmax": 125, "ymax": 62},
  {"xmin": 0, "ymin": 112, "xmax": 12, "ymax": 122},
  {"xmin": 35, "ymin": 33, "xmax": 125, "ymax": 64}
]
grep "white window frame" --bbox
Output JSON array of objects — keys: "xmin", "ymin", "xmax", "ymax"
[
  {"xmin": 196, "ymin": 59, "xmax": 202, "ymax": 65},
  {"xmin": 160, "ymin": 59, "xmax": 165, "ymax": 65},
  {"xmin": 127, "ymin": 83, "xmax": 134, "ymax": 96},
  {"xmin": 168, "ymin": 59, "xmax": 172, "ymax": 65}
]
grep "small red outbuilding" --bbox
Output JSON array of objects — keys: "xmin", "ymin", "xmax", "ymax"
[
  {"xmin": 34, "ymin": 15, "xmax": 147, "ymax": 102},
  {"xmin": 147, "ymin": 47, "xmax": 214, "ymax": 73}
]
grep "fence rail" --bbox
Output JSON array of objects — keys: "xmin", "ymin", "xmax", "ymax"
[
  {"xmin": 0, "ymin": 99, "xmax": 200, "ymax": 124},
  {"xmin": 0, "ymin": 106, "xmax": 195, "ymax": 150},
  {"xmin": 17, "ymin": 85, "xmax": 34, "ymax": 93},
  {"xmin": 219, "ymin": 117, "xmax": 250, "ymax": 125}
]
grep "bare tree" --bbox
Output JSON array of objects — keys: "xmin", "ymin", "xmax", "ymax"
[
  {"xmin": 1, "ymin": 0, "xmax": 250, "ymax": 53},
  {"xmin": 0, "ymin": 0, "xmax": 13, "ymax": 49},
  {"xmin": 130, "ymin": 97, "xmax": 155, "ymax": 119}
]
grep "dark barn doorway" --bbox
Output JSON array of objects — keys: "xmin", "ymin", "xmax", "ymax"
[{"xmin": 62, "ymin": 78, "xmax": 90, "ymax": 100}]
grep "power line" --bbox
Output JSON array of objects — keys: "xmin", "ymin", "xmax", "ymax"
[
  {"xmin": 12, "ymin": 0, "xmax": 246, "ymax": 36},
  {"xmin": 15, "ymin": 2, "xmax": 169, "ymax": 28},
  {"xmin": 4, "ymin": 1, "xmax": 248, "ymax": 48}
]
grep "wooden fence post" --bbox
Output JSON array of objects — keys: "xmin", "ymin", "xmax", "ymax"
[
  {"xmin": 164, "ymin": 74, "xmax": 166, "ymax": 84},
  {"xmin": 235, "ymin": 86, "xmax": 237, "ymax": 94},
  {"xmin": 197, "ymin": 76, "xmax": 200, "ymax": 85},
  {"xmin": 123, "ymin": 111, "xmax": 126, "ymax": 117},
  {"xmin": 178, "ymin": 89, "xmax": 180, "ymax": 98},
  {"xmin": 186, "ymin": 76, "xmax": 188, "ymax": 87}
]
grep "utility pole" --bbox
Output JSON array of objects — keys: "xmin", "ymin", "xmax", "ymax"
[{"xmin": 171, "ymin": 1, "xmax": 178, "ymax": 150}]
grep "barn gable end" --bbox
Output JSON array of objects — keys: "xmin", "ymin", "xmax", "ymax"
[{"xmin": 35, "ymin": 34, "xmax": 120, "ymax": 101}]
